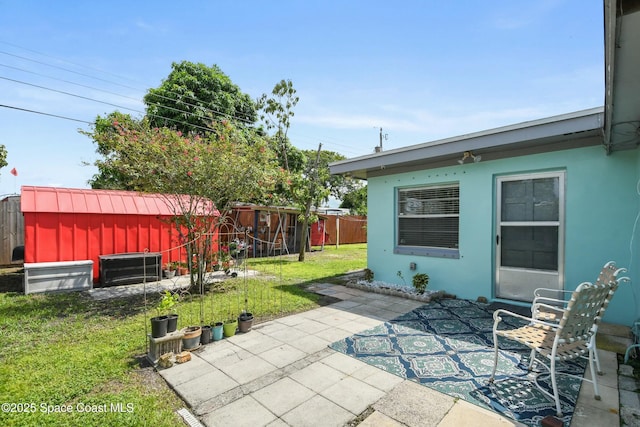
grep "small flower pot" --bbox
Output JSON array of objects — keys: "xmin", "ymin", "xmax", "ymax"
[
  {"xmin": 212, "ymin": 322, "xmax": 224, "ymax": 341},
  {"xmin": 166, "ymin": 314, "xmax": 179, "ymax": 333},
  {"xmin": 164, "ymin": 270, "xmax": 176, "ymax": 279},
  {"xmin": 223, "ymin": 320, "xmax": 238, "ymax": 337},
  {"xmin": 200, "ymin": 325, "xmax": 212, "ymax": 344},
  {"xmin": 238, "ymin": 312, "xmax": 254, "ymax": 333},
  {"xmin": 151, "ymin": 315, "xmax": 169, "ymax": 338}
]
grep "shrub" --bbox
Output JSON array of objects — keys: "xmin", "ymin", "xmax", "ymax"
[
  {"xmin": 412, "ymin": 273, "xmax": 429, "ymax": 294},
  {"xmin": 363, "ymin": 268, "xmax": 374, "ymax": 282}
]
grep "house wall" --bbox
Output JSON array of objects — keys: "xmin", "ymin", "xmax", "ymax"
[{"xmin": 368, "ymin": 144, "xmax": 639, "ymax": 325}]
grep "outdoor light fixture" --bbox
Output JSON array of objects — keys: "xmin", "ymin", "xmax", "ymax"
[{"xmin": 458, "ymin": 151, "xmax": 481, "ymax": 164}]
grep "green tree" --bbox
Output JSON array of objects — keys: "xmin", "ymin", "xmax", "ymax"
[
  {"xmin": 83, "ymin": 111, "xmax": 144, "ymax": 189},
  {"xmin": 293, "ymin": 144, "xmax": 330, "ymax": 261},
  {"xmin": 83, "ymin": 118, "xmax": 282, "ymax": 294},
  {"xmin": 257, "ymin": 79, "xmax": 299, "ymax": 171},
  {"xmin": 301, "ymin": 149, "xmax": 356, "ymax": 202},
  {"xmin": 144, "ymin": 61, "xmax": 258, "ymax": 136},
  {"xmin": 340, "ymin": 185, "xmax": 367, "ymax": 215},
  {"xmin": 0, "ymin": 144, "xmax": 7, "ymax": 173}
]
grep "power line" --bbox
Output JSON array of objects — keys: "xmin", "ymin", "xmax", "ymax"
[
  {"xmin": 0, "ymin": 104, "xmax": 93, "ymax": 124},
  {"xmin": 0, "ymin": 75, "xmax": 145, "ymax": 114},
  {"xmin": 0, "ymin": 75, "xmax": 228, "ymax": 134},
  {"xmin": 0, "ymin": 42, "xmax": 363, "ymax": 155},
  {"xmin": 0, "ymin": 49, "xmax": 256, "ymax": 125}
]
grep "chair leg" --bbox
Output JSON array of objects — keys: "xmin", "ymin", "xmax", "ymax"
[
  {"xmin": 589, "ymin": 346, "xmax": 601, "ymax": 400},
  {"xmin": 591, "ymin": 335, "xmax": 602, "ymax": 375},
  {"xmin": 528, "ymin": 348, "xmax": 536, "ymax": 370},
  {"xmin": 550, "ymin": 357, "xmax": 563, "ymax": 417},
  {"xmin": 489, "ymin": 331, "xmax": 499, "ymax": 382}
]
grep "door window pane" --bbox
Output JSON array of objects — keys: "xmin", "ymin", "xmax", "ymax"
[
  {"xmin": 500, "ymin": 226, "xmax": 558, "ymax": 270},
  {"xmin": 502, "ymin": 178, "xmax": 559, "ymax": 222}
]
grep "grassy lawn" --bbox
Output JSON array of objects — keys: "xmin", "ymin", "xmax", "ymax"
[{"xmin": 0, "ymin": 244, "xmax": 366, "ymax": 427}]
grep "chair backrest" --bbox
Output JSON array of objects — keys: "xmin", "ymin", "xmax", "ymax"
[
  {"xmin": 594, "ymin": 261, "xmax": 629, "ymax": 320},
  {"xmin": 557, "ymin": 281, "xmax": 613, "ymax": 343}
]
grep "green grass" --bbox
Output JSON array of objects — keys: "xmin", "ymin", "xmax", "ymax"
[{"xmin": 0, "ymin": 244, "xmax": 366, "ymax": 426}]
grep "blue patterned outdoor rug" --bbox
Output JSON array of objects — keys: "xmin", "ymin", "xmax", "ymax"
[{"xmin": 330, "ymin": 298, "xmax": 586, "ymax": 426}]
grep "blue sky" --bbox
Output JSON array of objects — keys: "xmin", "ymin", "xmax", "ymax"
[{"xmin": 0, "ymin": 0, "xmax": 603, "ymax": 198}]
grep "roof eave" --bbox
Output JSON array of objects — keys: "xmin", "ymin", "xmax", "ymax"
[{"xmin": 330, "ymin": 107, "xmax": 604, "ymax": 180}]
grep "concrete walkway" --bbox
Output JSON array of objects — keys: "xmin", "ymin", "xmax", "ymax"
[{"xmin": 158, "ymin": 284, "xmax": 627, "ymax": 427}]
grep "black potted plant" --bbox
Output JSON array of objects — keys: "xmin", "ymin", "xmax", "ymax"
[
  {"xmin": 150, "ymin": 314, "xmax": 168, "ymax": 338},
  {"xmin": 238, "ymin": 310, "xmax": 254, "ymax": 333},
  {"xmin": 200, "ymin": 325, "xmax": 212, "ymax": 344},
  {"xmin": 151, "ymin": 290, "xmax": 181, "ymax": 338},
  {"xmin": 158, "ymin": 291, "xmax": 180, "ymax": 333}
]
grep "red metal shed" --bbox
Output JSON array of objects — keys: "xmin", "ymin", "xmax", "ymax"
[{"xmin": 20, "ymin": 186, "xmax": 218, "ymax": 283}]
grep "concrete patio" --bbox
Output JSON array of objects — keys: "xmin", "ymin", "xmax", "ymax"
[{"xmin": 158, "ymin": 283, "xmax": 634, "ymax": 427}]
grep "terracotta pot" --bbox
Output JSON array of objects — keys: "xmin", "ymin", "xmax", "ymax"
[{"xmin": 182, "ymin": 326, "xmax": 202, "ymax": 350}]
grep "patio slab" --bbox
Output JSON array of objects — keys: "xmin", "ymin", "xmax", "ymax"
[
  {"xmin": 155, "ymin": 282, "xmax": 635, "ymax": 427},
  {"xmin": 372, "ymin": 380, "xmax": 455, "ymax": 426},
  {"xmin": 252, "ymin": 377, "xmax": 316, "ymax": 417},
  {"xmin": 320, "ymin": 376, "xmax": 385, "ymax": 414},
  {"xmin": 202, "ymin": 395, "xmax": 277, "ymax": 427},
  {"xmin": 280, "ymin": 394, "xmax": 354, "ymax": 427}
]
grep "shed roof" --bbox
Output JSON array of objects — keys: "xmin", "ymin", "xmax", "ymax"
[{"xmin": 20, "ymin": 186, "xmax": 217, "ymax": 216}]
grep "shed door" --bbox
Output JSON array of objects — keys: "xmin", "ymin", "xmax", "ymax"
[{"xmin": 495, "ymin": 172, "xmax": 564, "ymax": 302}]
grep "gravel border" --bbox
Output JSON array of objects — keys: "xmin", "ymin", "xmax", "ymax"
[{"xmin": 344, "ymin": 279, "xmax": 447, "ymax": 303}]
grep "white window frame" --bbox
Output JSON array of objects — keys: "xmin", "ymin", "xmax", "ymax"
[{"xmin": 395, "ymin": 183, "xmax": 460, "ymax": 259}]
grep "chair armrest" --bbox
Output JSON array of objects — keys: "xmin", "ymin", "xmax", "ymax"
[
  {"xmin": 531, "ymin": 302, "xmax": 566, "ymax": 322},
  {"xmin": 532, "ymin": 296, "xmax": 567, "ymax": 308},
  {"xmin": 533, "ymin": 287, "xmax": 573, "ymax": 298},
  {"xmin": 492, "ymin": 308, "xmax": 559, "ymax": 330}
]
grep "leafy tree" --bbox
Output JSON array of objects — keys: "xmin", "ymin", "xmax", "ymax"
[
  {"xmin": 82, "ymin": 111, "xmax": 144, "ymax": 189},
  {"xmin": 340, "ymin": 185, "xmax": 368, "ymax": 215},
  {"xmin": 301, "ymin": 149, "xmax": 357, "ymax": 203},
  {"xmin": 83, "ymin": 117, "xmax": 282, "ymax": 294},
  {"xmin": 0, "ymin": 144, "xmax": 7, "ymax": 173},
  {"xmin": 293, "ymin": 144, "xmax": 330, "ymax": 261},
  {"xmin": 257, "ymin": 79, "xmax": 299, "ymax": 171},
  {"xmin": 144, "ymin": 61, "xmax": 258, "ymax": 136}
]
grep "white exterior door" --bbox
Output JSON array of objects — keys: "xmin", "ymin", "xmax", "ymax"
[{"xmin": 495, "ymin": 172, "xmax": 565, "ymax": 302}]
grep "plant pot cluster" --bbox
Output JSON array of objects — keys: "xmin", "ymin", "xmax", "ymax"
[
  {"xmin": 151, "ymin": 290, "xmax": 181, "ymax": 338},
  {"xmin": 197, "ymin": 313, "xmax": 254, "ymax": 347},
  {"xmin": 151, "ymin": 313, "xmax": 179, "ymax": 338}
]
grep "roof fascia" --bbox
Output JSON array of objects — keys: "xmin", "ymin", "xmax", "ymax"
[{"xmin": 330, "ymin": 108, "xmax": 603, "ymax": 179}]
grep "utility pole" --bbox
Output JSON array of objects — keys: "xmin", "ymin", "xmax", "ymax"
[{"xmin": 376, "ymin": 127, "xmax": 388, "ymax": 152}]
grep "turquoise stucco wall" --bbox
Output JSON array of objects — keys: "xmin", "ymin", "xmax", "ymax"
[{"xmin": 367, "ymin": 145, "xmax": 640, "ymax": 325}]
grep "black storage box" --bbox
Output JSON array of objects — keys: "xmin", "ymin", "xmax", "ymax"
[{"xmin": 99, "ymin": 252, "xmax": 162, "ymax": 287}]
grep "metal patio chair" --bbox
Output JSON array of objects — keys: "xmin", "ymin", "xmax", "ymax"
[
  {"xmin": 531, "ymin": 261, "xmax": 628, "ymax": 374},
  {"xmin": 489, "ymin": 281, "xmax": 613, "ymax": 417}
]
